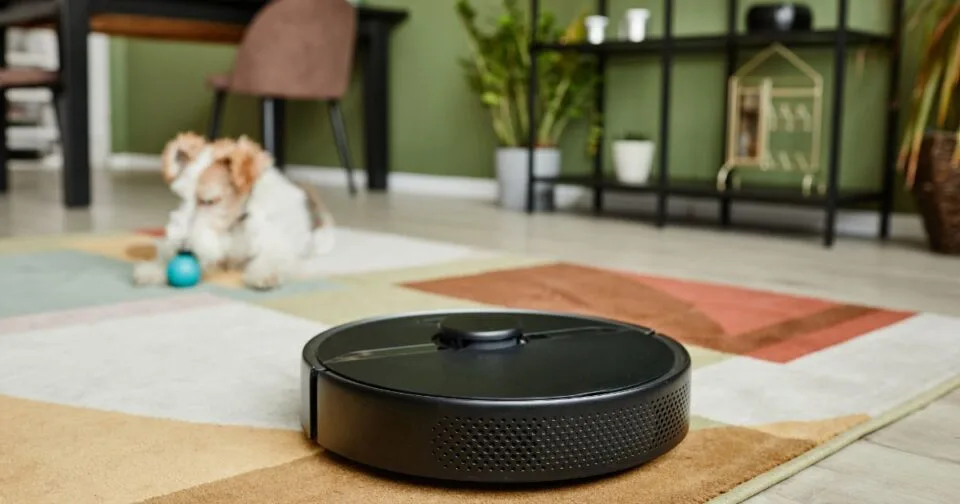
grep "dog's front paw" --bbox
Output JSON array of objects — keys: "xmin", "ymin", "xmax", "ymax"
[
  {"xmin": 133, "ymin": 261, "xmax": 166, "ymax": 286},
  {"xmin": 242, "ymin": 262, "xmax": 282, "ymax": 291}
]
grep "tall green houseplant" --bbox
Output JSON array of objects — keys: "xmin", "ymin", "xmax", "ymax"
[
  {"xmin": 455, "ymin": 0, "xmax": 599, "ymax": 149},
  {"xmin": 899, "ymin": 0, "xmax": 960, "ymax": 253}
]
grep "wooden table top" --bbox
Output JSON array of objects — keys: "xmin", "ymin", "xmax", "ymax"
[{"xmin": 0, "ymin": 0, "xmax": 408, "ymax": 44}]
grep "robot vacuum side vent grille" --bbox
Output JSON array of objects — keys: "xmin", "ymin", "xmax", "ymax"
[{"xmin": 430, "ymin": 382, "xmax": 690, "ymax": 474}]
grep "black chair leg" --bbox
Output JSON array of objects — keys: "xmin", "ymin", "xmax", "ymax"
[
  {"xmin": 273, "ymin": 98, "xmax": 286, "ymax": 169},
  {"xmin": 52, "ymin": 89, "xmax": 65, "ymax": 138},
  {"xmin": 207, "ymin": 90, "xmax": 226, "ymax": 140},
  {"xmin": 328, "ymin": 100, "xmax": 357, "ymax": 195},
  {"xmin": 0, "ymin": 28, "xmax": 7, "ymax": 194},
  {"xmin": 260, "ymin": 97, "xmax": 288, "ymax": 170}
]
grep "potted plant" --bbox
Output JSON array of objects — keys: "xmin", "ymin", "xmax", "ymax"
[
  {"xmin": 456, "ymin": 0, "xmax": 599, "ymax": 211},
  {"xmin": 613, "ymin": 132, "xmax": 655, "ymax": 184},
  {"xmin": 899, "ymin": 1, "xmax": 960, "ymax": 254}
]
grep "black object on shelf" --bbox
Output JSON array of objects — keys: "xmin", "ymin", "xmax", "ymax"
[
  {"xmin": 746, "ymin": 3, "xmax": 814, "ymax": 33},
  {"xmin": 524, "ymin": 0, "xmax": 904, "ymax": 248},
  {"xmin": 9, "ymin": 148, "xmax": 41, "ymax": 160}
]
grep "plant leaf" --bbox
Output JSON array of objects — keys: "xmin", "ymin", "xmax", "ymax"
[
  {"xmin": 907, "ymin": 59, "xmax": 944, "ymax": 188},
  {"xmin": 937, "ymin": 7, "xmax": 960, "ymax": 125}
]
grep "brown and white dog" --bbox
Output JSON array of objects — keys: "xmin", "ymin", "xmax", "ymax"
[{"xmin": 132, "ymin": 132, "xmax": 335, "ymax": 290}]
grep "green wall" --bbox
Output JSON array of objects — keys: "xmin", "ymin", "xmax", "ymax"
[
  {"xmin": 110, "ymin": 0, "xmax": 501, "ymax": 174},
  {"xmin": 109, "ymin": 0, "xmax": 912, "ymax": 202}
]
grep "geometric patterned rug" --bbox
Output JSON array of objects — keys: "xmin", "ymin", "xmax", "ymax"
[{"xmin": 1, "ymin": 228, "xmax": 958, "ymax": 503}]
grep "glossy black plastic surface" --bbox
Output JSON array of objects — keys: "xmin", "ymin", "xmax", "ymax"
[{"xmin": 313, "ymin": 311, "xmax": 676, "ymax": 400}]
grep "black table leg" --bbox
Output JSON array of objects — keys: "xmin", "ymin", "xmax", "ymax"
[
  {"xmin": 879, "ymin": 0, "xmax": 904, "ymax": 240},
  {"xmin": 362, "ymin": 22, "xmax": 390, "ymax": 191},
  {"xmin": 655, "ymin": 0, "xmax": 673, "ymax": 228},
  {"xmin": 59, "ymin": 0, "xmax": 92, "ymax": 208},
  {"xmin": 823, "ymin": 0, "xmax": 849, "ymax": 248},
  {"xmin": 719, "ymin": 0, "xmax": 738, "ymax": 229},
  {"xmin": 0, "ymin": 26, "xmax": 8, "ymax": 194}
]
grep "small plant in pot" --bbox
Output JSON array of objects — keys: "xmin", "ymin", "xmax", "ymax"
[
  {"xmin": 456, "ymin": 0, "xmax": 599, "ymax": 211},
  {"xmin": 613, "ymin": 132, "xmax": 655, "ymax": 185},
  {"xmin": 899, "ymin": 1, "xmax": 960, "ymax": 254}
]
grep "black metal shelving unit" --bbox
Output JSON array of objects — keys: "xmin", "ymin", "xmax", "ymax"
[{"xmin": 525, "ymin": 0, "xmax": 904, "ymax": 247}]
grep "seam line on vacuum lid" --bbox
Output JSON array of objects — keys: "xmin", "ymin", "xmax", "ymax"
[
  {"xmin": 322, "ymin": 325, "xmax": 630, "ymax": 365},
  {"xmin": 324, "ymin": 343, "xmax": 438, "ymax": 364}
]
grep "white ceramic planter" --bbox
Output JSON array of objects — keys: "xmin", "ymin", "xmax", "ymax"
[
  {"xmin": 624, "ymin": 8, "xmax": 651, "ymax": 42},
  {"xmin": 495, "ymin": 147, "xmax": 561, "ymax": 211},
  {"xmin": 585, "ymin": 15, "xmax": 609, "ymax": 45},
  {"xmin": 613, "ymin": 140, "xmax": 656, "ymax": 184}
]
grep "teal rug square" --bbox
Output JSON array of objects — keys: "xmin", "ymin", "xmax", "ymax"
[
  {"xmin": 0, "ymin": 250, "xmax": 343, "ymax": 318},
  {"xmin": 0, "ymin": 250, "xmax": 187, "ymax": 318}
]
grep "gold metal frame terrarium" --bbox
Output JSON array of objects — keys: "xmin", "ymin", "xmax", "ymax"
[{"xmin": 718, "ymin": 43, "xmax": 824, "ymax": 195}]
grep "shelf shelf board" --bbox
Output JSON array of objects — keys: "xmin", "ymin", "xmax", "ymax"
[
  {"xmin": 537, "ymin": 175, "xmax": 883, "ymax": 207},
  {"xmin": 532, "ymin": 30, "xmax": 891, "ymax": 56},
  {"xmin": 6, "ymin": 51, "xmax": 56, "ymax": 68},
  {"xmin": 0, "ymin": 0, "xmax": 58, "ymax": 28},
  {"xmin": 7, "ymin": 88, "xmax": 53, "ymax": 102},
  {"xmin": 10, "ymin": 148, "xmax": 43, "ymax": 160},
  {"xmin": 735, "ymin": 29, "xmax": 891, "ymax": 49}
]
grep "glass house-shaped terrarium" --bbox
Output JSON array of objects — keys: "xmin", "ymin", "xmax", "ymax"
[{"xmin": 718, "ymin": 43, "xmax": 824, "ymax": 196}]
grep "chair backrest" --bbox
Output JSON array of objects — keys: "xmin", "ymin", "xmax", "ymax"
[{"xmin": 228, "ymin": 0, "xmax": 357, "ymax": 100}]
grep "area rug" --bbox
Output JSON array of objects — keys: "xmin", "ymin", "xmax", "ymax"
[{"xmin": 1, "ymin": 228, "xmax": 959, "ymax": 504}]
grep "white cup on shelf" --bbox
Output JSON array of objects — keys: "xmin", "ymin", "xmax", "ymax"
[
  {"xmin": 585, "ymin": 15, "xmax": 609, "ymax": 45},
  {"xmin": 625, "ymin": 8, "xmax": 651, "ymax": 42}
]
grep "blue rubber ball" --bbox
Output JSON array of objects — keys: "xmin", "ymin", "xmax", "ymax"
[{"xmin": 167, "ymin": 252, "xmax": 202, "ymax": 288}]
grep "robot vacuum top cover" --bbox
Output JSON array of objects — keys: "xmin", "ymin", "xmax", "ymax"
[{"xmin": 301, "ymin": 310, "xmax": 691, "ymax": 484}]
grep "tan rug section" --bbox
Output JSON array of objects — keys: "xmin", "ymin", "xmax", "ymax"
[
  {"xmin": 0, "ymin": 395, "xmax": 315, "ymax": 504},
  {"xmin": 752, "ymin": 414, "xmax": 870, "ymax": 443},
  {"xmin": 142, "ymin": 426, "xmax": 815, "ymax": 504}
]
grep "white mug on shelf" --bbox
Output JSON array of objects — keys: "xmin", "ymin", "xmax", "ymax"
[
  {"xmin": 625, "ymin": 8, "xmax": 651, "ymax": 42},
  {"xmin": 585, "ymin": 15, "xmax": 609, "ymax": 45}
]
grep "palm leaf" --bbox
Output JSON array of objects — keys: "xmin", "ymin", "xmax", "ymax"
[
  {"xmin": 938, "ymin": 21, "xmax": 960, "ymax": 125},
  {"xmin": 906, "ymin": 59, "xmax": 944, "ymax": 188}
]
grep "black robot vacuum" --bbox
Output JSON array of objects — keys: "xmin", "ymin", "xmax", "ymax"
[{"xmin": 300, "ymin": 309, "xmax": 691, "ymax": 483}]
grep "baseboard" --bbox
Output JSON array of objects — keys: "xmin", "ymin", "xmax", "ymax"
[
  {"xmin": 288, "ymin": 164, "xmax": 918, "ymax": 240},
  {"xmin": 9, "ymin": 152, "xmax": 62, "ymax": 171},
  {"xmin": 107, "ymin": 153, "xmax": 919, "ymax": 240},
  {"xmin": 286, "ymin": 165, "xmax": 500, "ymax": 200},
  {"xmin": 107, "ymin": 153, "xmax": 501, "ymax": 200},
  {"xmin": 108, "ymin": 153, "xmax": 165, "ymax": 172}
]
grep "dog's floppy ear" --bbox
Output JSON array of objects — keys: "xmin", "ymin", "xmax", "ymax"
[
  {"xmin": 227, "ymin": 136, "xmax": 271, "ymax": 194},
  {"xmin": 161, "ymin": 132, "xmax": 206, "ymax": 184}
]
